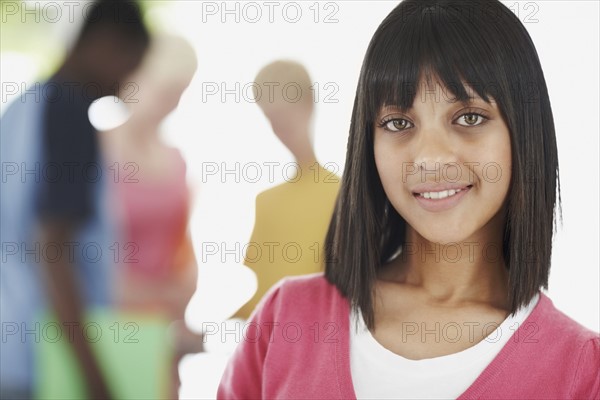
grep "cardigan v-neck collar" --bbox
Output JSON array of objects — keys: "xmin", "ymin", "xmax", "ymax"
[{"xmin": 333, "ymin": 289, "xmax": 548, "ymax": 399}]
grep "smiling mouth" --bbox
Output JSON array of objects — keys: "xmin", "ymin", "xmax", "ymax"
[{"xmin": 413, "ymin": 185, "xmax": 473, "ymax": 200}]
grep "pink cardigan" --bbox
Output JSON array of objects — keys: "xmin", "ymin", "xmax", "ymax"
[{"xmin": 217, "ymin": 273, "xmax": 600, "ymax": 399}]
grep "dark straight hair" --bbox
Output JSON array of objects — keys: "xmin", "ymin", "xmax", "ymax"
[{"xmin": 324, "ymin": 0, "xmax": 561, "ymax": 330}]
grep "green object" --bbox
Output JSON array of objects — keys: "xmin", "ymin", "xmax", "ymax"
[{"xmin": 34, "ymin": 308, "xmax": 173, "ymax": 399}]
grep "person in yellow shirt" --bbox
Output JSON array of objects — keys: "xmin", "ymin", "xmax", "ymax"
[{"xmin": 233, "ymin": 61, "xmax": 340, "ymax": 319}]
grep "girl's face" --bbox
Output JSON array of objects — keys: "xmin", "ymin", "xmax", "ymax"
[{"xmin": 373, "ymin": 79, "xmax": 512, "ymax": 244}]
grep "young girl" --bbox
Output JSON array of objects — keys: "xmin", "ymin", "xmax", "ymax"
[{"xmin": 217, "ymin": 0, "xmax": 600, "ymax": 398}]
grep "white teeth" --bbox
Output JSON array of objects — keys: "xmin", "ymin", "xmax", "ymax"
[{"xmin": 420, "ymin": 188, "xmax": 462, "ymax": 200}]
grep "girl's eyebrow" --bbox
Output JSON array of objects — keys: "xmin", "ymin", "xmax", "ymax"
[
  {"xmin": 378, "ymin": 104, "xmax": 407, "ymax": 114},
  {"xmin": 466, "ymin": 96, "xmax": 486, "ymax": 104},
  {"xmin": 461, "ymin": 91, "xmax": 498, "ymax": 107},
  {"xmin": 377, "ymin": 93, "xmax": 499, "ymax": 115},
  {"xmin": 376, "ymin": 99, "xmax": 498, "ymax": 118}
]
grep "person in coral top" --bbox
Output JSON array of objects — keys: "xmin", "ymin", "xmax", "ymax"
[
  {"xmin": 101, "ymin": 35, "xmax": 202, "ymax": 398},
  {"xmin": 217, "ymin": 0, "xmax": 600, "ymax": 399}
]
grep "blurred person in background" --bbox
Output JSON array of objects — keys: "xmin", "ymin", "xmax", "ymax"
[
  {"xmin": 231, "ymin": 60, "xmax": 340, "ymax": 321},
  {"xmin": 99, "ymin": 34, "xmax": 202, "ymax": 399},
  {"xmin": 0, "ymin": 1, "xmax": 149, "ymax": 398}
]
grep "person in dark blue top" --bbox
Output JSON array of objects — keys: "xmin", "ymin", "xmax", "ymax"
[{"xmin": 0, "ymin": 2, "xmax": 149, "ymax": 399}]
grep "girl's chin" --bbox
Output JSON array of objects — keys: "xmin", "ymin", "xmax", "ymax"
[{"xmin": 410, "ymin": 226, "xmax": 476, "ymax": 246}]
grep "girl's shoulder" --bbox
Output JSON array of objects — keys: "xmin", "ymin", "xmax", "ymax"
[
  {"xmin": 251, "ymin": 272, "xmax": 347, "ymax": 322},
  {"xmin": 276, "ymin": 272, "xmax": 338, "ymax": 293},
  {"xmin": 480, "ymin": 292, "xmax": 600, "ymax": 399},
  {"xmin": 535, "ymin": 292, "xmax": 599, "ymax": 344}
]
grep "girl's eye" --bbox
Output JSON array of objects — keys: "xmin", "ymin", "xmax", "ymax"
[
  {"xmin": 456, "ymin": 113, "xmax": 487, "ymax": 127},
  {"xmin": 381, "ymin": 118, "xmax": 413, "ymax": 132}
]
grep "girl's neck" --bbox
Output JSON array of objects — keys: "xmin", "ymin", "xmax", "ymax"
[{"xmin": 381, "ymin": 212, "xmax": 510, "ymax": 309}]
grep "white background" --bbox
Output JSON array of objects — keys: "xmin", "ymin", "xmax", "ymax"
[{"xmin": 1, "ymin": 1, "xmax": 598, "ymax": 398}]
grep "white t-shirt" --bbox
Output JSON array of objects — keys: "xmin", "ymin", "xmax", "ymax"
[{"xmin": 350, "ymin": 293, "xmax": 540, "ymax": 399}]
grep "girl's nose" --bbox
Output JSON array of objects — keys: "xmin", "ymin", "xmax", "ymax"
[{"xmin": 413, "ymin": 125, "xmax": 458, "ymax": 175}]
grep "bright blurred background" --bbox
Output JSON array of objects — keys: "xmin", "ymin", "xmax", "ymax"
[{"xmin": 2, "ymin": 1, "xmax": 598, "ymax": 398}]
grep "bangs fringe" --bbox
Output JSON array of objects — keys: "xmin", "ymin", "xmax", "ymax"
[{"xmin": 363, "ymin": 2, "xmax": 509, "ymax": 119}]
